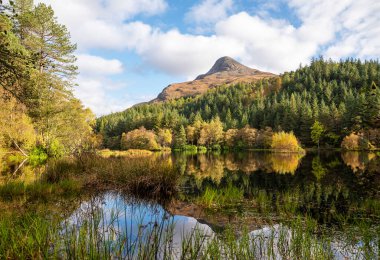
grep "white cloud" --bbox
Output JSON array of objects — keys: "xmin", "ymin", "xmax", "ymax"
[
  {"xmin": 74, "ymin": 76, "xmax": 128, "ymax": 116},
  {"xmin": 186, "ymin": 0, "xmax": 234, "ymax": 25},
  {"xmin": 76, "ymin": 54, "xmax": 123, "ymax": 76},
  {"xmin": 36, "ymin": 0, "xmax": 168, "ymax": 50},
  {"xmin": 38, "ymin": 0, "xmax": 380, "ymax": 76},
  {"xmin": 73, "ymin": 55, "xmax": 125, "ymax": 115},
  {"xmin": 121, "ymin": 0, "xmax": 380, "ymax": 75},
  {"xmin": 35, "ymin": 0, "xmax": 380, "ymax": 112}
]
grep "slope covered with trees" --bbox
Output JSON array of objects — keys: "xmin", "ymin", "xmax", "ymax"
[
  {"xmin": 0, "ymin": 0, "xmax": 96, "ymax": 160},
  {"xmin": 97, "ymin": 58, "xmax": 380, "ymax": 150}
]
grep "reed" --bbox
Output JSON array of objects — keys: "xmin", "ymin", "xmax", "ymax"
[{"xmin": 0, "ymin": 208, "xmax": 377, "ymax": 259}]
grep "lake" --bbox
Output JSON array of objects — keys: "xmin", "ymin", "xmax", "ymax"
[{"xmin": 1, "ymin": 151, "xmax": 379, "ymax": 259}]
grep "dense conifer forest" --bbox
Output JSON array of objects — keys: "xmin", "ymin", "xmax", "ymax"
[{"xmin": 97, "ymin": 59, "xmax": 380, "ymax": 150}]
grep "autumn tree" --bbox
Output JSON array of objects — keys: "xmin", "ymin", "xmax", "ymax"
[
  {"xmin": 271, "ymin": 131, "xmax": 303, "ymax": 152},
  {"xmin": 224, "ymin": 129, "xmax": 238, "ymax": 147},
  {"xmin": 186, "ymin": 125, "xmax": 196, "ymax": 145},
  {"xmin": 237, "ymin": 125, "xmax": 257, "ymax": 148},
  {"xmin": 121, "ymin": 127, "xmax": 159, "ymax": 150},
  {"xmin": 157, "ymin": 128, "xmax": 172, "ymax": 147},
  {"xmin": 255, "ymin": 127, "xmax": 273, "ymax": 149},
  {"xmin": 198, "ymin": 117, "xmax": 223, "ymax": 147},
  {"xmin": 0, "ymin": 91, "xmax": 36, "ymax": 155}
]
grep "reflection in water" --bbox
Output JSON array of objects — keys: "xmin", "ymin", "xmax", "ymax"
[
  {"xmin": 174, "ymin": 152, "xmax": 380, "ymax": 226},
  {"xmin": 65, "ymin": 193, "xmax": 213, "ymax": 258},
  {"xmin": 0, "ymin": 159, "xmax": 44, "ymax": 184},
  {"xmin": 179, "ymin": 152, "xmax": 305, "ymax": 182},
  {"xmin": 341, "ymin": 151, "xmax": 377, "ymax": 172},
  {"xmin": 65, "ymin": 193, "xmax": 378, "ymax": 259}
]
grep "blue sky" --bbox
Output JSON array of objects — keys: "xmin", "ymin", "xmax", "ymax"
[{"xmin": 37, "ymin": 0, "xmax": 380, "ymax": 115}]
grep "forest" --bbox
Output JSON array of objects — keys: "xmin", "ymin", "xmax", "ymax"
[
  {"xmin": 97, "ymin": 58, "xmax": 380, "ymax": 151},
  {"xmin": 1, "ymin": 1, "xmax": 380, "ymax": 156},
  {"xmin": 0, "ymin": 1, "xmax": 97, "ymax": 163}
]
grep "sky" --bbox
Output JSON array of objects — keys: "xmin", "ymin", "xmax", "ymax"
[{"xmin": 35, "ymin": 0, "xmax": 380, "ymax": 116}]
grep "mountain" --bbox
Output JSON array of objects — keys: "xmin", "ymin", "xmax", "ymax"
[{"xmin": 152, "ymin": 57, "xmax": 275, "ymax": 102}]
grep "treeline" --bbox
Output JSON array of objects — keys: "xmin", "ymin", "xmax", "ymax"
[
  {"xmin": 118, "ymin": 123, "xmax": 303, "ymax": 153},
  {"xmin": 97, "ymin": 58, "xmax": 380, "ymax": 150},
  {"xmin": 0, "ymin": 1, "xmax": 97, "ymax": 160}
]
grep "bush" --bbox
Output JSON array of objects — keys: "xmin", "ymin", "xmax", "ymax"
[
  {"xmin": 341, "ymin": 133, "xmax": 374, "ymax": 151},
  {"xmin": 197, "ymin": 146, "xmax": 208, "ymax": 153},
  {"xmin": 29, "ymin": 147, "xmax": 48, "ymax": 166},
  {"xmin": 211, "ymin": 144, "xmax": 221, "ymax": 151},
  {"xmin": 271, "ymin": 131, "xmax": 304, "ymax": 152},
  {"xmin": 183, "ymin": 145, "xmax": 197, "ymax": 152}
]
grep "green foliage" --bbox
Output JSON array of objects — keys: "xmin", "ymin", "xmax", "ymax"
[
  {"xmin": 98, "ymin": 58, "xmax": 380, "ymax": 148},
  {"xmin": 28, "ymin": 147, "xmax": 48, "ymax": 166},
  {"xmin": 182, "ymin": 144, "xmax": 198, "ymax": 152},
  {"xmin": 310, "ymin": 121, "xmax": 325, "ymax": 148},
  {"xmin": 173, "ymin": 125, "xmax": 187, "ymax": 149},
  {"xmin": 0, "ymin": 2, "xmax": 95, "ymax": 159},
  {"xmin": 198, "ymin": 185, "xmax": 244, "ymax": 207}
]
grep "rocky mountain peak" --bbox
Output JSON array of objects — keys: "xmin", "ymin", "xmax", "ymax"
[
  {"xmin": 151, "ymin": 57, "xmax": 275, "ymax": 102},
  {"xmin": 195, "ymin": 56, "xmax": 258, "ymax": 80}
]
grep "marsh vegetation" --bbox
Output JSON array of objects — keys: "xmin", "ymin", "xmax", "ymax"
[{"xmin": 0, "ymin": 151, "xmax": 379, "ymax": 259}]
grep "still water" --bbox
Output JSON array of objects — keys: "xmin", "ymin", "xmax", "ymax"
[
  {"xmin": 60, "ymin": 151, "xmax": 380, "ymax": 259},
  {"xmin": 1, "ymin": 151, "xmax": 379, "ymax": 258}
]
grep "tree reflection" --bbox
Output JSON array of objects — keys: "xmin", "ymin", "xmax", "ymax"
[
  {"xmin": 179, "ymin": 152, "xmax": 304, "ymax": 180},
  {"xmin": 341, "ymin": 152, "xmax": 377, "ymax": 172}
]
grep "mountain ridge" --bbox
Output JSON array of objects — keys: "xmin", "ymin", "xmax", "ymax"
[{"xmin": 151, "ymin": 57, "xmax": 276, "ymax": 102}]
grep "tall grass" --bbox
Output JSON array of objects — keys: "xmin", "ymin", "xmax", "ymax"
[
  {"xmin": 197, "ymin": 185, "xmax": 244, "ymax": 207},
  {"xmin": 0, "ymin": 154, "xmax": 179, "ymax": 200},
  {"xmin": 0, "ymin": 205, "xmax": 377, "ymax": 259}
]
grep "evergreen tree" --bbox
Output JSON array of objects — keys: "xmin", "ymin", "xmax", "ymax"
[{"xmin": 173, "ymin": 125, "xmax": 187, "ymax": 149}]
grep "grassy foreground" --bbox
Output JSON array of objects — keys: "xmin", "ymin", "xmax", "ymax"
[
  {"xmin": 0, "ymin": 154, "xmax": 178, "ymax": 201},
  {"xmin": 0, "ymin": 203, "xmax": 378, "ymax": 259}
]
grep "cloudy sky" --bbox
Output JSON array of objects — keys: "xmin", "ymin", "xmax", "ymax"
[{"xmin": 36, "ymin": 0, "xmax": 380, "ymax": 115}]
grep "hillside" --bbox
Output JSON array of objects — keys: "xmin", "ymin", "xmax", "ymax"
[
  {"xmin": 152, "ymin": 57, "xmax": 275, "ymax": 102},
  {"xmin": 97, "ymin": 58, "xmax": 380, "ymax": 149}
]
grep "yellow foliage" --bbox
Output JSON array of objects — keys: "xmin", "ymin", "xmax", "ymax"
[
  {"xmin": 270, "ymin": 131, "xmax": 304, "ymax": 152},
  {"xmin": 121, "ymin": 127, "xmax": 159, "ymax": 150},
  {"xmin": 341, "ymin": 151, "xmax": 376, "ymax": 172},
  {"xmin": 0, "ymin": 94, "xmax": 36, "ymax": 152},
  {"xmin": 341, "ymin": 133, "xmax": 374, "ymax": 151},
  {"xmin": 271, "ymin": 153, "xmax": 303, "ymax": 174}
]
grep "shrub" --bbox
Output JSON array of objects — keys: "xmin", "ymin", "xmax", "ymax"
[
  {"xmin": 341, "ymin": 133, "xmax": 374, "ymax": 151},
  {"xmin": 183, "ymin": 145, "xmax": 197, "ymax": 152},
  {"xmin": 271, "ymin": 131, "xmax": 304, "ymax": 152},
  {"xmin": 28, "ymin": 147, "xmax": 48, "ymax": 166},
  {"xmin": 197, "ymin": 146, "xmax": 208, "ymax": 153}
]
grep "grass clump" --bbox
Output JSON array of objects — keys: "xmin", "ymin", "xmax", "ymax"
[{"xmin": 198, "ymin": 185, "xmax": 244, "ymax": 208}]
